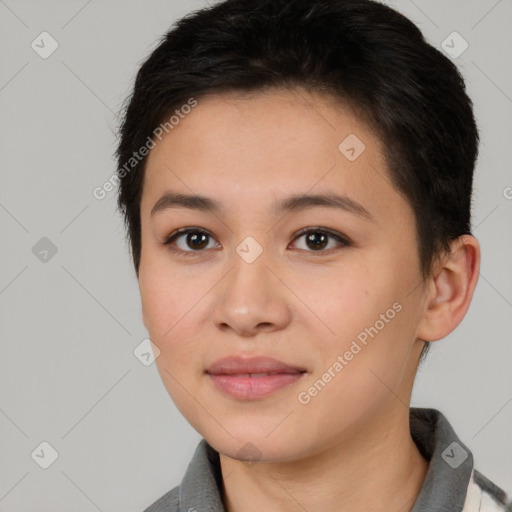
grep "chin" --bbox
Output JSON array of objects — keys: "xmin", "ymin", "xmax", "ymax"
[
  {"xmin": 201, "ymin": 425, "xmax": 310, "ymax": 464},
  {"xmin": 215, "ymin": 440, "xmax": 298, "ymax": 463}
]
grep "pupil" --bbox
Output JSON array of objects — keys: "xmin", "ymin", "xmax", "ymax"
[
  {"xmin": 307, "ymin": 232, "xmax": 327, "ymax": 250},
  {"xmin": 188, "ymin": 233, "xmax": 208, "ymax": 249}
]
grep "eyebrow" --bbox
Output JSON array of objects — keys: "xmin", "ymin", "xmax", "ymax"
[{"xmin": 150, "ymin": 191, "xmax": 375, "ymax": 221}]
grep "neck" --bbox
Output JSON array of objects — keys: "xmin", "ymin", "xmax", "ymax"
[{"xmin": 219, "ymin": 405, "xmax": 429, "ymax": 512}]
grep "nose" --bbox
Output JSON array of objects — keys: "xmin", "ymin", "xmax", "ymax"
[{"xmin": 211, "ymin": 247, "xmax": 292, "ymax": 337}]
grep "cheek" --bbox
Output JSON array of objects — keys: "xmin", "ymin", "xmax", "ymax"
[
  {"xmin": 139, "ymin": 254, "xmax": 186, "ymax": 339},
  {"xmin": 306, "ymin": 255, "xmax": 414, "ymax": 368},
  {"xmin": 139, "ymin": 256, "xmax": 208, "ymax": 372},
  {"xmin": 294, "ymin": 261, "xmax": 378, "ymax": 341},
  {"xmin": 140, "ymin": 263, "xmax": 204, "ymax": 411}
]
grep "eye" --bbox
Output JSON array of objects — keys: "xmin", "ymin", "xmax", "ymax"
[
  {"xmin": 162, "ymin": 227, "xmax": 218, "ymax": 256},
  {"xmin": 161, "ymin": 226, "xmax": 351, "ymax": 257},
  {"xmin": 290, "ymin": 227, "xmax": 351, "ymax": 253}
]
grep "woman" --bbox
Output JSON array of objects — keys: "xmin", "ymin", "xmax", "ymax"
[{"xmin": 115, "ymin": 1, "xmax": 511, "ymax": 510}]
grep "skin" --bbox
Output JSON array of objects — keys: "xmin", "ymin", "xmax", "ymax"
[{"xmin": 138, "ymin": 87, "xmax": 480, "ymax": 512}]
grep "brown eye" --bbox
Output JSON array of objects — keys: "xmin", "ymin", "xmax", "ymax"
[
  {"xmin": 182, "ymin": 231, "xmax": 210, "ymax": 250},
  {"xmin": 162, "ymin": 226, "xmax": 350, "ymax": 258},
  {"xmin": 291, "ymin": 228, "xmax": 350, "ymax": 253},
  {"xmin": 163, "ymin": 228, "xmax": 218, "ymax": 255},
  {"xmin": 304, "ymin": 231, "xmax": 329, "ymax": 250}
]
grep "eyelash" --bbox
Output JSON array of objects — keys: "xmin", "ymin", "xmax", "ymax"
[{"xmin": 161, "ymin": 227, "xmax": 351, "ymax": 257}]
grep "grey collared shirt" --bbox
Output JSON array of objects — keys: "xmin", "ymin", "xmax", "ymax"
[{"xmin": 143, "ymin": 408, "xmax": 511, "ymax": 512}]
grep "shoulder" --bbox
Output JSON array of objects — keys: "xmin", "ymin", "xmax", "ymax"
[
  {"xmin": 462, "ymin": 469, "xmax": 512, "ymax": 512},
  {"xmin": 142, "ymin": 484, "xmax": 180, "ymax": 512}
]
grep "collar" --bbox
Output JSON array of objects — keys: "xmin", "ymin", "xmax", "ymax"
[
  {"xmin": 409, "ymin": 407, "xmax": 473, "ymax": 511},
  {"xmin": 177, "ymin": 407, "xmax": 474, "ymax": 512}
]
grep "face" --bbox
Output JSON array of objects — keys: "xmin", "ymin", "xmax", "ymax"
[{"xmin": 138, "ymin": 88, "xmax": 429, "ymax": 462}]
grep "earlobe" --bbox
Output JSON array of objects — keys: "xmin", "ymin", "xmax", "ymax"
[{"xmin": 416, "ymin": 235, "xmax": 480, "ymax": 342}]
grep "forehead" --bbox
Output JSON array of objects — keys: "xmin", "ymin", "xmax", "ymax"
[
  {"xmin": 145, "ymin": 88, "xmax": 372, "ymax": 170},
  {"xmin": 140, "ymin": 88, "xmax": 409, "ymax": 224}
]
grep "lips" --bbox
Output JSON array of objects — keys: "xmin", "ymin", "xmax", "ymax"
[
  {"xmin": 206, "ymin": 355, "xmax": 306, "ymax": 375},
  {"xmin": 206, "ymin": 356, "xmax": 307, "ymax": 399}
]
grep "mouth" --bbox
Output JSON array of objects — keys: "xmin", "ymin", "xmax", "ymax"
[{"xmin": 206, "ymin": 355, "xmax": 307, "ymax": 399}]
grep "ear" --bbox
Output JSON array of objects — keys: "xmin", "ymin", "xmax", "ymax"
[{"xmin": 416, "ymin": 234, "xmax": 480, "ymax": 342}]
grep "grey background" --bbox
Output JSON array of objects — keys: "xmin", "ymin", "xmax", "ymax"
[{"xmin": 0, "ymin": 0, "xmax": 511, "ymax": 510}]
